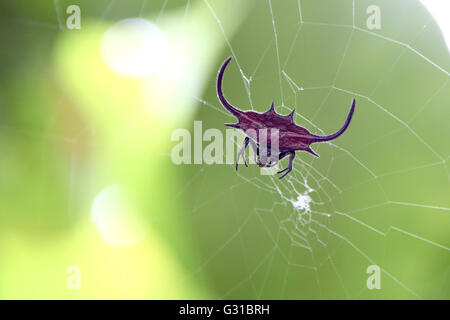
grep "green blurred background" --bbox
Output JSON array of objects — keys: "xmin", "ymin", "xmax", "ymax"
[{"xmin": 0, "ymin": 0, "xmax": 448, "ymax": 299}]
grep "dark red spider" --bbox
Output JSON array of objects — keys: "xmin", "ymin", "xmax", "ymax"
[{"xmin": 217, "ymin": 57, "xmax": 356, "ymax": 179}]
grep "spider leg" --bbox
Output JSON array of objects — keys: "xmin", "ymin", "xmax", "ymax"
[
  {"xmin": 236, "ymin": 137, "xmax": 250, "ymax": 171},
  {"xmin": 266, "ymin": 151, "xmax": 289, "ymax": 167},
  {"xmin": 277, "ymin": 151, "xmax": 296, "ymax": 179},
  {"xmin": 247, "ymin": 139, "xmax": 259, "ymax": 165},
  {"xmin": 264, "ymin": 151, "xmax": 275, "ymax": 167}
]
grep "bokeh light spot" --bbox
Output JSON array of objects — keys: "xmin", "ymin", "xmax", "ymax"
[
  {"xmin": 92, "ymin": 184, "xmax": 146, "ymax": 248},
  {"xmin": 420, "ymin": 0, "xmax": 450, "ymax": 51},
  {"xmin": 101, "ymin": 18, "xmax": 168, "ymax": 77}
]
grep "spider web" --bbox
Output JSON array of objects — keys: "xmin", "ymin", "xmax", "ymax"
[{"xmin": 187, "ymin": 0, "xmax": 450, "ymax": 299}]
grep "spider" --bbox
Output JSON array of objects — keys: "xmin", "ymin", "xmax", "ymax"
[{"xmin": 217, "ymin": 57, "xmax": 356, "ymax": 179}]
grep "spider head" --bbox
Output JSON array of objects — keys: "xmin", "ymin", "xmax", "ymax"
[
  {"xmin": 256, "ymin": 146, "xmax": 280, "ymax": 168},
  {"xmin": 257, "ymin": 162, "xmax": 266, "ymax": 168}
]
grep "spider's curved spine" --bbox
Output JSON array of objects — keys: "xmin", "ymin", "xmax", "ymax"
[
  {"xmin": 217, "ymin": 57, "xmax": 242, "ymax": 118},
  {"xmin": 312, "ymin": 98, "xmax": 356, "ymax": 143}
]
